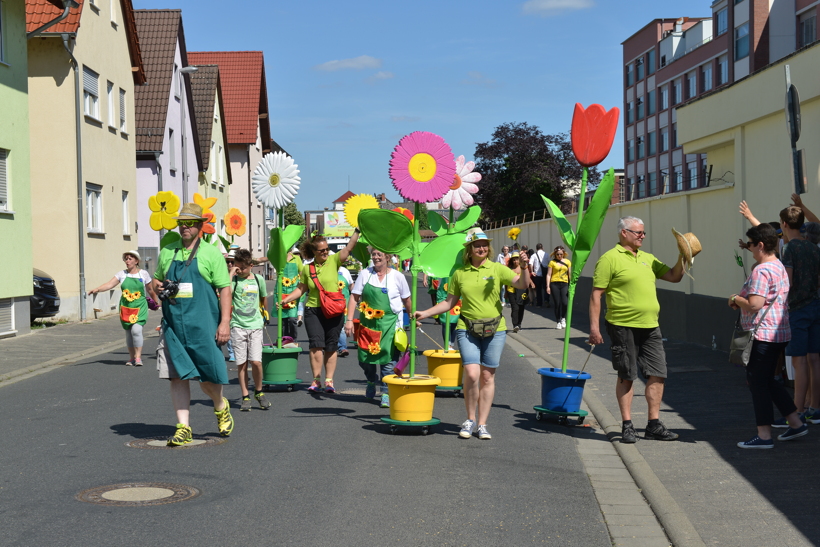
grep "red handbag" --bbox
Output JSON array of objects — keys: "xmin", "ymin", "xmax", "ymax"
[{"xmin": 309, "ymin": 263, "xmax": 346, "ymax": 319}]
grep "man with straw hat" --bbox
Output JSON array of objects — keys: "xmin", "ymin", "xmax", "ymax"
[
  {"xmin": 588, "ymin": 216, "xmax": 687, "ymax": 444},
  {"xmin": 153, "ymin": 203, "xmax": 235, "ymax": 446}
]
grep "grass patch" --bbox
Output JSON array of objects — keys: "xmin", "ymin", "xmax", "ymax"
[{"xmin": 31, "ymin": 318, "xmax": 70, "ymax": 330}]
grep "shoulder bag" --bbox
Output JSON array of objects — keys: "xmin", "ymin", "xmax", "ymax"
[
  {"xmin": 309, "ymin": 262, "xmax": 346, "ymax": 319},
  {"xmin": 728, "ymin": 295, "xmax": 777, "ymax": 366}
]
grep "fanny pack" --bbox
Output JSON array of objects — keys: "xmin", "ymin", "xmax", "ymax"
[{"xmin": 464, "ymin": 316, "xmax": 501, "ymax": 338}]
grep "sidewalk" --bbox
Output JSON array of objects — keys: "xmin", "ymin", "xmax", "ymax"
[{"xmin": 510, "ymin": 301, "xmax": 819, "ymax": 547}]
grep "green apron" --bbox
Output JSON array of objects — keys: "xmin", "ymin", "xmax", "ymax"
[
  {"xmin": 356, "ymin": 272, "xmax": 397, "ymax": 365},
  {"xmin": 435, "ymin": 277, "xmax": 460, "ymax": 325},
  {"xmin": 280, "ymin": 259, "xmax": 301, "ymax": 319},
  {"xmin": 119, "ymin": 274, "xmax": 148, "ymax": 330},
  {"xmin": 161, "ymin": 247, "xmax": 228, "ymax": 384}
]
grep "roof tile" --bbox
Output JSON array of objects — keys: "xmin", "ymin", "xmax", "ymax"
[{"xmin": 26, "ymin": 0, "xmax": 84, "ymax": 34}]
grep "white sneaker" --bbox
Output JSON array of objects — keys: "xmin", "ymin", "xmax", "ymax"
[
  {"xmin": 556, "ymin": 322, "xmax": 563, "ymax": 330},
  {"xmin": 561, "ymin": 318, "xmax": 566, "ymax": 328},
  {"xmin": 477, "ymin": 424, "xmax": 492, "ymax": 440},
  {"xmin": 459, "ymin": 419, "xmax": 476, "ymax": 438}
]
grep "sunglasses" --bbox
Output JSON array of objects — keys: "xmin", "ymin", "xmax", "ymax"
[
  {"xmin": 315, "ymin": 248, "xmax": 330, "ymax": 253},
  {"xmin": 624, "ymin": 229, "xmax": 647, "ymax": 237},
  {"xmin": 177, "ymin": 220, "xmax": 200, "ymax": 227}
]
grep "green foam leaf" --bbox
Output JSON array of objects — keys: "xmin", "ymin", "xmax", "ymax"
[
  {"xmin": 418, "ymin": 233, "xmax": 465, "ymax": 277},
  {"xmin": 160, "ymin": 231, "xmax": 181, "ymax": 249},
  {"xmin": 541, "ymin": 196, "xmax": 576, "ymax": 250},
  {"xmin": 453, "ymin": 206, "xmax": 481, "ymax": 233},
  {"xmin": 571, "ymin": 168, "xmax": 615, "ymax": 284},
  {"xmin": 427, "ymin": 211, "xmax": 448, "ymax": 236},
  {"xmin": 359, "ymin": 209, "xmax": 414, "ymax": 254}
]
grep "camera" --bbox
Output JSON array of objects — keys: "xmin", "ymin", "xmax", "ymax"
[{"xmin": 158, "ymin": 280, "xmax": 180, "ymax": 301}]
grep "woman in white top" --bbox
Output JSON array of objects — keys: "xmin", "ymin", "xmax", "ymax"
[
  {"xmin": 89, "ymin": 251, "xmax": 158, "ymax": 366},
  {"xmin": 344, "ymin": 248, "xmax": 412, "ymax": 408}
]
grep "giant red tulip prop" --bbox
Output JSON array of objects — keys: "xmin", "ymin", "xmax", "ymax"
[{"xmin": 542, "ymin": 103, "xmax": 620, "ymax": 371}]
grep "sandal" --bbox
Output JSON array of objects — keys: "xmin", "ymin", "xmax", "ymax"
[
  {"xmin": 307, "ymin": 377, "xmax": 323, "ymax": 393},
  {"xmin": 324, "ymin": 379, "xmax": 336, "ymax": 393}
]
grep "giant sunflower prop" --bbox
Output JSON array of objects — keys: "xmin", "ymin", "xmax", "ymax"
[{"xmin": 344, "ymin": 194, "xmax": 380, "ymax": 228}]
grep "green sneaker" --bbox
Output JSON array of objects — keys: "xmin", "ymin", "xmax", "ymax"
[
  {"xmin": 255, "ymin": 392, "xmax": 271, "ymax": 410},
  {"xmin": 167, "ymin": 423, "xmax": 192, "ymax": 446},
  {"xmin": 215, "ymin": 397, "xmax": 234, "ymax": 436},
  {"xmin": 240, "ymin": 396, "xmax": 252, "ymax": 412}
]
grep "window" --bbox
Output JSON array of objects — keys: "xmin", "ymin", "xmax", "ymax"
[
  {"xmin": 701, "ymin": 157, "xmax": 709, "ymax": 186},
  {"xmin": 619, "ymin": 177, "xmax": 626, "ymax": 202},
  {"xmin": 107, "ymin": 81, "xmax": 115, "ymax": 127},
  {"xmin": 122, "ymin": 191, "xmax": 129, "ymax": 235},
  {"xmin": 636, "ymin": 57, "xmax": 644, "ymax": 81},
  {"xmin": 637, "ymin": 136, "xmax": 645, "ymax": 159},
  {"xmin": 627, "ymin": 139, "xmax": 635, "ymax": 162},
  {"xmin": 0, "ymin": 2, "xmax": 6, "ymax": 63},
  {"xmin": 636, "ymin": 97, "xmax": 644, "ymax": 120},
  {"xmin": 626, "ymin": 101, "xmax": 634, "ymax": 124},
  {"xmin": 0, "ymin": 148, "xmax": 8, "ymax": 211},
  {"xmin": 735, "ymin": 0, "xmax": 744, "ymax": 4},
  {"xmin": 257, "ymin": 226, "xmax": 261, "ymax": 251},
  {"xmin": 672, "ymin": 123, "xmax": 678, "ymax": 148},
  {"xmin": 673, "ymin": 166, "xmax": 683, "ymax": 192},
  {"xmin": 210, "ymin": 141, "xmax": 217, "ymax": 184},
  {"xmin": 110, "ymin": 0, "xmax": 116, "ymax": 25},
  {"xmin": 735, "ymin": 23, "xmax": 750, "ymax": 60},
  {"xmin": 119, "ymin": 88, "xmax": 127, "ymax": 132},
  {"xmin": 661, "ymin": 85, "xmax": 669, "ymax": 110},
  {"xmin": 173, "ymin": 64, "xmax": 180, "ymax": 98},
  {"xmin": 799, "ymin": 12, "xmax": 817, "ymax": 48},
  {"xmin": 688, "ymin": 162, "xmax": 698, "ymax": 189},
  {"xmin": 637, "ymin": 175, "xmax": 645, "ymax": 199},
  {"xmin": 716, "ymin": 8, "xmax": 728, "ymax": 36},
  {"xmin": 702, "ymin": 64, "xmax": 712, "ymax": 92},
  {"xmin": 647, "ymin": 49, "xmax": 656, "ymax": 75},
  {"xmin": 217, "ymin": 145, "xmax": 223, "ymax": 185},
  {"xmin": 86, "ymin": 183, "xmax": 103, "ymax": 232},
  {"xmin": 647, "ymin": 131, "xmax": 656, "ymax": 155},
  {"xmin": 660, "ymin": 128, "xmax": 669, "ymax": 152},
  {"xmin": 626, "ymin": 63, "xmax": 634, "ymax": 86},
  {"xmin": 648, "ymin": 172, "xmax": 658, "ymax": 196},
  {"xmin": 687, "ymin": 72, "xmax": 697, "ymax": 99},
  {"xmin": 83, "ymin": 66, "xmax": 100, "ymax": 119},
  {"xmin": 673, "ymin": 79, "xmax": 682, "ymax": 104},
  {"xmin": 647, "ymin": 89, "xmax": 656, "ymax": 116},
  {"xmin": 717, "ymin": 55, "xmax": 728, "ymax": 85},
  {"xmin": 169, "ymin": 128, "xmax": 176, "ymax": 171}
]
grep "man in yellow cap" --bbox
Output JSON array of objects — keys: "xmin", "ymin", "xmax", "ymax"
[{"xmin": 153, "ymin": 203, "xmax": 234, "ymax": 446}]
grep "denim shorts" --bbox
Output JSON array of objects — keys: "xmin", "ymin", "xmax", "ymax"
[
  {"xmin": 456, "ymin": 329, "xmax": 507, "ymax": 369},
  {"xmin": 785, "ymin": 299, "xmax": 820, "ymax": 356}
]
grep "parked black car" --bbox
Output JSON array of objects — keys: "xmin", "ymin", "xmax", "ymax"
[{"xmin": 31, "ymin": 268, "xmax": 60, "ymax": 321}]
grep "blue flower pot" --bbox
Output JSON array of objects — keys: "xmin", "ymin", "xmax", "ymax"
[{"xmin": 536, "ymin": 367, "xmax": 591, "ymax": 413}]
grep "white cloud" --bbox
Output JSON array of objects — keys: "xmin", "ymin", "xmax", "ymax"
[
  {"xmin": 366, "ymin": 71, "xmax": 394, "ymax": 84},
  {"xmin": 461, "ymin": 71, "xmax": 499, "ymax": 88},
  {"xmin": 313, "ymin": 55, "xmax": 382, "ymax": 72},
  {"xmin": 522, "ymin": 0, "xmax": 593, "ymax": 16},
  {"xmin": 391, "ymin": 116, "xmax": 420, "ymax": 123}
]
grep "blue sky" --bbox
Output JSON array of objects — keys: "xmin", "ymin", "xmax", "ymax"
[{"xmin": 137, "ymin": 0, "xmax": 709, "ymax": 210}]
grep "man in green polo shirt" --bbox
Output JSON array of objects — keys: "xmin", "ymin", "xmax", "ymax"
[{"xmin": 589, "ymin": 216, "xmax": 684, "ymax": 444}]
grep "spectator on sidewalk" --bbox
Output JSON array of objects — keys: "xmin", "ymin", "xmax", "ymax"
[
  {"xmin": 414, "ymin": 228, "xmax": 531, "ymax": 441},
  {"xmin": 505, "ymin": 252, "xmax": 531, "ymax": 333},
  {"xmin": 228, "ymin": 249, "xmax": 271, "ymax": 412},
  {"xmin": 337, "ymin": 265, "xmax": 353, "ymax": 358},
  {"xmin": 153, "ymin": 203, "xmax": 234, "ymax": 446},
  {"xmin": 731, "ymin": 223, "xmax": 806, "ymax": 448},
  {"xmin": 588, "ymin": 216, "xmax": 684, "ymax": 443},
  {"xmin": 496, "ymin": 246, "xmax": 511, "ymax": 307},
  {"xmin": 88, "ymin": 250, "xmax": 159, "ymax": 367},
  {"xmin": 546, "ymin": 246, "xmax": 571, "ymax": 330},
  {"xmin": 531, "ymin": 243, "xmax": 550, "ymax": 308},
  {"xmin": 777, "ymin": 206, "xmax": 820, "ymax": 425}
]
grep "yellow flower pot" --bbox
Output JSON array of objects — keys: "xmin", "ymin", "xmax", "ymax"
[
  {"xmin": 423, "ymin": 349, "xmax": 463, "ymax": 388},
  {"xmin": 383, "ymin": 374, "xmax": 441, "ymax": 422}
]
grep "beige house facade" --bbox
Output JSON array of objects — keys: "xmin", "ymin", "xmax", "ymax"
[{"xmin": 26, "ymin": 0, "xmax": 145, "ymax": 321}]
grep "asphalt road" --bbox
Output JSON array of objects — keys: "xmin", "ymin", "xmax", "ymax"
[{"xmin": 0, "ymin": 320, "xmax": 611, "ymax": 547}]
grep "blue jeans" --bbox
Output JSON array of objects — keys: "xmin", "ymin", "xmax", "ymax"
[
  {"xmin": 226, "ymin": 338, "xmax": 235, "ymax": 360},
  {"xmin": 456, "ymin": 329, "xmax": 507, "ymax": 368},
  {"xmin": 358, "ymin": 350, "xmax": 397, "ymax": 394},
  {"xmin": 338, "ymin": 328, "xmax": 347, "ymax": 351}
]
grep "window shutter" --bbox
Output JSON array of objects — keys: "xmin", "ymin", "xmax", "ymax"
[
  {"xmin": 0, "ymin": 149, "xmax": 7, "ymax": 208},
  {"xmin": 0, "ymin": 299, "xmax": 13, "ymax": 335},
  {"xmin": 83, "ymin": 66, "xmax": 98, "ymax": 95},
  {"xmin": 119, "ymin": 89, "xmax": 126, "ymax": 128}
]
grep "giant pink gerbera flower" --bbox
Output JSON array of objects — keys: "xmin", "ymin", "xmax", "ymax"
[
  {"xmin": 389, "ymin": 132, "xmax": 455, "ymax": 204},
  {"xmin": 442, "ymin": 155, "xmax": 481, "ymax": 210}
]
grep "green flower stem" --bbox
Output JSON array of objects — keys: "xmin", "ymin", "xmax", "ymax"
[
  {"xmin": 408, "ymin": 202, "xmax": 422, "ymax": 377},
  {"xmin": 576, "ymin": 167, "xmax": 588, "ymax": 237},
  {"xmin": 277, "ymin": 208, "xmax": 284, "ymax": 349},
  {"xmin": 443, "ymin": 205, "xmax": 455, "ymax": 351}
]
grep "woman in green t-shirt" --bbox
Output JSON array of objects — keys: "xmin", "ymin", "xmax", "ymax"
[
  {"xmin": 281, "ymin": 232, "xmax": 360, "ymax": 393},
  {"xmin": 414, "ymin": 229, "xmax": 531, "ymax": 441}
]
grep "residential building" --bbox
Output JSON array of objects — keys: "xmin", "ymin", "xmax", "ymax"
[
  {"xmin": 0, "ymin": 0, "xmax": 63, "ymax": 336},
  {"xmin": 621, "ymin": 0, "xmax": 818, "ymax": 204},
  {"xmin": 187, "ymin": 51, "xmax": 272, "ymax": 258},
  {"xmin": 133, "ymin": 9, "xmax": 201, "ymax": 275},
  {"xmin": 189, "ymin": 64, "xmax": 231, "ymax": 240},
  {"xmin": 26, "ymin": 0, "xmax": 145, "ymax": 321}
]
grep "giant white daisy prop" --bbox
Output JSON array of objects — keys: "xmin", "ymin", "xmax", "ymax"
[
  {"xmin": 252, "ymin": 152, "xmax": 301, "ymax": 209},
  {"xmin": 442, "ymin": 155, "xmax": 481, "ymax": 210}
]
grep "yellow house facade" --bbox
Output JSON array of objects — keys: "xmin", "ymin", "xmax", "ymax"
[{"xmin": 27, "ymin": 0, "xmax": 145, "ymax": 321}]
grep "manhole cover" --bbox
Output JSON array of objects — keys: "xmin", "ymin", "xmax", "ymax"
[
  {"xmin": 125, "ymin": 436, "xmax": 226, "ymax": 449},
  {"xmin": 76, "ymin": 482, "xmax": 200, "ymax": 506},
  {"xmin": 337, "ymin": 388, "xmax": 367, "ymax": 396}
]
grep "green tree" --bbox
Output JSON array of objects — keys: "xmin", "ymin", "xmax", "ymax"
[
  {"xmin": 282, "ymin": 202, "xmax": 306, "ymax": 245},
  {"xmin": 474, "ymin": 122, "xmax": 598, "ymax": 223}
]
